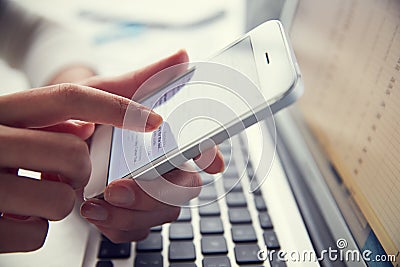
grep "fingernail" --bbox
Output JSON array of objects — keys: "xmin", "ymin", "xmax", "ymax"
[
  {"xmin": 81, "ymin": 202, "xmax": 108, "ymax": 221},
  {"xmin": 124, "ymin": 103, "xmax": 163, "ymax": 131},
  {"xmin": 142, "ymin": 109, "xmax": 163, "ymax": 131},
  {"xmin": 106, "ymin": 185, "xmax": 135, "ymax": 206}
]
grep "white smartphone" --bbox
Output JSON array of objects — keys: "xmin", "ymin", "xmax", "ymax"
[{"xmin": 84, "ymin": 20, "xmax": 303, "ymax": 199}]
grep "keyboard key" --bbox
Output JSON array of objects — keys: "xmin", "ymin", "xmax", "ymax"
[
  {"xmin": 199, "ymin": 186, "xmax": 218, "ymax": 200},
  {"xmin": 263, "ymin": 230, "xmax": 280, "ymax": 249},
  {"xmin": 203, "ymin": 256, "xmax": 231, "ymax": 267},
  {"xmin": 226, "ymin": 192, "xmax": 247, "ymax": 207},
  {"xmin": 151, "ymin": 225, "xmax": 162, "ymax": 232},
  {"xmin": 270, "ymin": 258, "xmax": 287, "ymax": 267},
  {"xmin": 169, "ymin": 223, "xmax": 194, "ymax": 240},
  {"xmin": 221, "ymin": 156, "xmax": 234, "ymax": 166},
  {"xmin": 234, "ymin": 244, "xmax": 263, "ymax": 264},
  {"xmin": 246, "ymin": 165, "xmax": 255, "ymax": 178},
  {"xmin": 231, "ymin": 225, "xmax": 257, "ymax": 243},
  {"xmin": 176, "ymin": 208, "xmax": 191, "ymax": 222},
  {"xmin": 169, "ymin": 241, "xmax": 196, "ymax": 262},
  {"xmin": 136, "ymin": 233, "xmax": 162, "ymax": 252},
  {"xmin": 201, "ymin": 236, "xmax": 228, "ymax": 255},
  {"xmin": 254, "ymin": 195, "xmax": 267, "ymax": 211},
  {"xmin": 101, "ymin": 234, "xmax": 111, "ymax": 241},
  {"xmin": 252, "ymin": 188, "xmax": 263, "ymax": 195},
  {"xmin": 135, "ymin": 253, "xmax": 163, "ymax": 267},
  {"xmin": 223, "ymin": 155, "xmax": 234, "ymax": 166},
  {"xmin": 223, "ymin": 165, "xmax": 238, "ymax": 178},
  {"xmin": 258, "ymin": 212, "xmax": 273, "ymax": 229},
  {"xmin": 269, "ymin": 251, "xmax": 287, "ymax": 266},
  {"xmin": 97, "ymin": 240, "xmax": 131, "ymax": 259},
  {"xmin": 220, "ymin": 151, "xmax": 232, "ymax": 161},
  {"xmin": 96, "ymin": 260, "xmax": 113, "ymax": 267},
  {"xmin": 170, "ymin": 263, "xmax": 197, "ymax": 267},
  {"xmin": 199, "ymin": 202, "xmax": 220, "ymax": 216},
  {"xmin": 201, "ymin": 172, "xmax": 215, "ymax": 185},
  {"xmin": 223, "ymin": 178, "xmax": 242, "ymax": 192},
  {"xmin": 228, "ymin": 208, "xmax": 252, "ymax": 224},
  {"xmin": 219, "ymin": 142, "xmax": 232, "ymax": 153},
  {"xmin": 200, "ymin": 217, "xmax": 224, "ymax": 234}
]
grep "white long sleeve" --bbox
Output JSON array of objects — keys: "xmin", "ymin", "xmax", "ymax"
[{"xmin": 0, "ymin": 0, "xmax": 95, "ymax": 87}]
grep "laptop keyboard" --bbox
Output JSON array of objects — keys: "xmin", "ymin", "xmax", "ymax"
[{"xmin": 95, "ymin": 139, "xmax": 286, "ymax": 267}]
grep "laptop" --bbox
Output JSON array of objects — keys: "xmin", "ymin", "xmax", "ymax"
[
  {"xmin": 1, "ymin": 0, "xmax": 398, "ymax": 266},
  {"xmin": 82, "ymin": 0, "xmax": 400, "ymax": 266}
]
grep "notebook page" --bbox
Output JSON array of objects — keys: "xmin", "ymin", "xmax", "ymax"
[{"xmin": 291, "ymin": 0, "xmax": 399, "ymax": 263}]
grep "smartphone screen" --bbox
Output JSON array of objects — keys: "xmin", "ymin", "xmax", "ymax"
[{"xmin": 108, "ymin": 37, "xmax": 265, "ymax": 183}]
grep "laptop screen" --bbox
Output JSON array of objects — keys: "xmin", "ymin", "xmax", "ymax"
[{"xmin": 290, "ymin": 0, "xmax": 400, "ymax": 264}]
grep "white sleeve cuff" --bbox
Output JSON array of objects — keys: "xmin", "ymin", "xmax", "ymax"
[{"xmin": 22, "ymin": 23, "xmax": 97, "ymax": 87}]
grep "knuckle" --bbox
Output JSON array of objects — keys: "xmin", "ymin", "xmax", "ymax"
[
  {"xmin": 66, "ymin": 135, "xmax": 88, "ymax": 156},
  {"xmin": 166, "ymin": 168, "xmax": 203, "ymax": 188},
  {"xmin": 174, "ymin": 171, "xmax": 202, "ymax": 199},
  {"xmin": 113, "ymin": 96, "xmax": 129, "ymax": 126},
  {"xmin": 64, "ymin": 136, "xmax": 91, "ymax": 182},
  {"xmin": 55, "ymin": 83, "xmax": 83, "ymax": 103},
  {"xmin": 192, "ymin": 174, "xmax": 202, "ymax": 197},
  {"xmin": 182, "ymin": 172, "xmax": 202, "ymax": 199},
  {"xmin": 190, "ymin": 172, "xmax": 203, "ymax": 188},
  {"xmin": 0, "ymin": 126, "xmax": 17, "ymax": 161}
]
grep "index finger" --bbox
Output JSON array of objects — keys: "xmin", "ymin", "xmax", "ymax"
[{"xmin": 0, "ymin": 83, "xmax": 162, "ymax": 131}]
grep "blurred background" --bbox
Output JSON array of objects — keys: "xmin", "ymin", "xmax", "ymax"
[
  {"xmin": 0, "ymin": 0, "xmax": 290, "ymax": 93},
  {"xmin": 0, "ymin": 0, "xmax": 251, "ymax": 94}
]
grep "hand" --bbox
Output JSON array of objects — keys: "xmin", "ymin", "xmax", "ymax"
[
  {"xmin": 79, "ymin": 50, "xmax": 225, "ymax": 243},
  {"xmin": 0, "ymin": 83, "xmax": 162, "ymax": 253}
]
